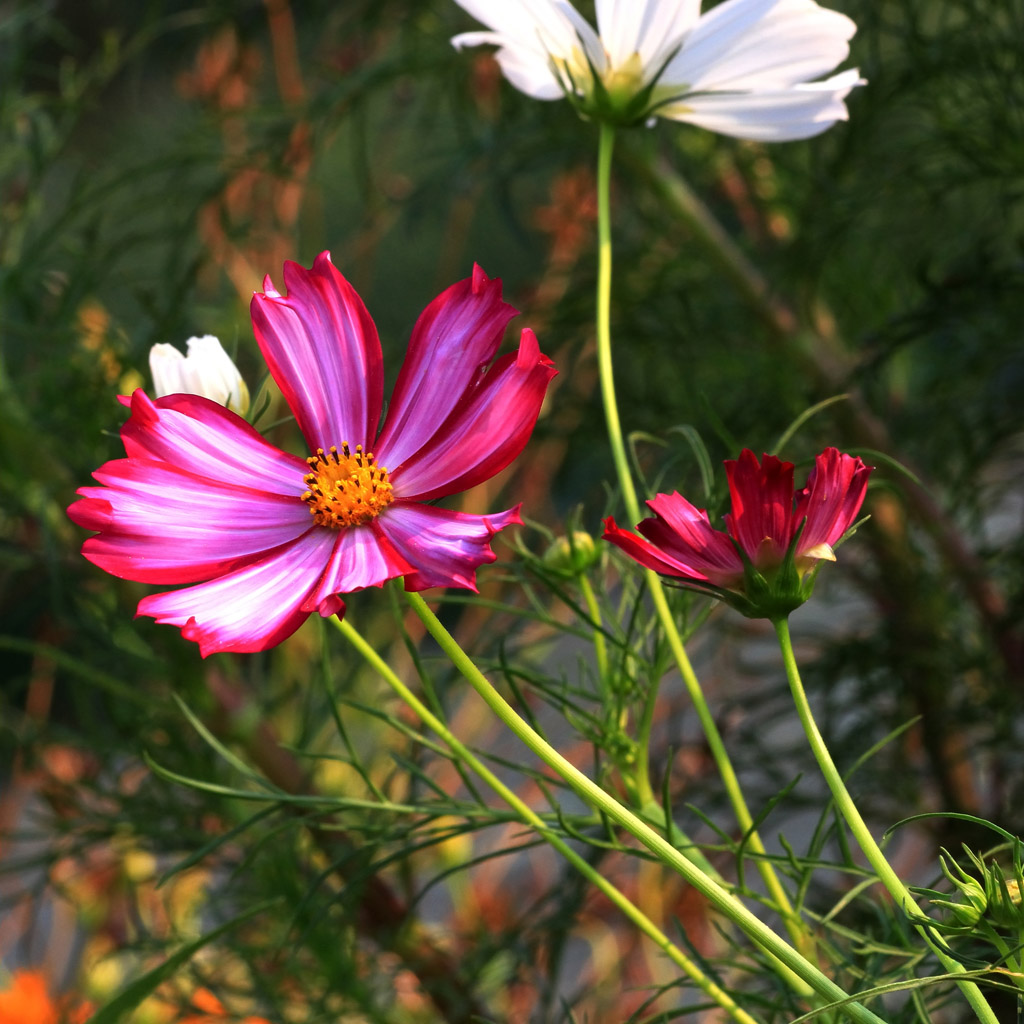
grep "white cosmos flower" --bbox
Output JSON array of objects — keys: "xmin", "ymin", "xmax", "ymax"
[
  {"xmin": 149, "ymin": 335, "xmax": 250, "ymax": 415},
  {"xmin": 452, "ymin": 0, "xmax": 863, "ymax": 141}
]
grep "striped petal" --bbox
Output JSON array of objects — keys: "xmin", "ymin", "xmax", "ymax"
[
  {"xmin": 386, "ymin": 329, "xmax": 555, "ymax": 502},
  {"xmin": 70, "ymin": 457, "xmax": 313, "ymax": 584},
  {"xmin": 118, "ymin": 391, "xmax": 308, "ymax": 494},
  {"xmin": 374, "ymin": 265, "xmax": 518, "ymax": 470},
  {"xmin": 137, "ymin": 528, "xmax": 339, "ymax": 656},
  {"xmin": 379, "ymin": 502, "xmax": 522, "ymax": 592},
  {"xmin": 250, "ymin": 252, "xmax": 383, "ymax": 452},
  {"xmin": 301, "ymin": 523, "xmax": 417, "ymax": 614}
]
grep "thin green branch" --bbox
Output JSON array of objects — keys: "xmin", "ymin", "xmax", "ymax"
[
  {"xmin": 332, "ymin": 613, "xmax": 761, "ymax": 1024},
  {"xmin": 773, "ymin": 616, "xmax": 1001, "ymax": 1024},
  {"xmin": 593, "ymin": 125, "xmax": 815, "ymax": 974},
  {"xmin": 405, "ymin": 590, "xmax": 889, "ymax": 1023}
]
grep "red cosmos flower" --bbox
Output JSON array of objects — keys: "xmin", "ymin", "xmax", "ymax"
[
  {"xmin": 604, "ymin": 448, "xmax": 871, "ymax": 618},
  {"xmin": 69, "ymin": 254, "xmax": 555, "ymax": 655}
]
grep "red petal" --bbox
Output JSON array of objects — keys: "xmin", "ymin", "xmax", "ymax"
[
  {"xmin": 794, "ymin": 447, "xmax": 871, "ymax": 555},
  {"xmin": 723, "ymin": 449, "xmax": 795, "ymax": 566}
]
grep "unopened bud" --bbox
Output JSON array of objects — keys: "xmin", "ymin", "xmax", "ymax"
[
  {"xmin": 149, "ymin": 335, "xmax": 249, "ymax": 415},
  {"xmin": 542, "ymin": 531, "xmax": 599, "ymax": 578},
  {"xmin": 985, "ymin": 873, "xmax": 1024, "ymax": 929}
]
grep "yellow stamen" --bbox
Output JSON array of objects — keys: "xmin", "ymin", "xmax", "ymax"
[{"xmin": 301, "ymin": 444, "xmax": 394, "ymax": 529}]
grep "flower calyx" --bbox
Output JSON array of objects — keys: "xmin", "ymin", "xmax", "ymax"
[
  {"xmin": 554, "ymin": 39, "xmax": 682, "ymax": 128},
  {"xmin": 920, "ymin": 844, "xmax": 1024, "ymax": 934}
]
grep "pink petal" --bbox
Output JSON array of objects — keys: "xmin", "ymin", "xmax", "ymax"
[
  {"xmin": 386, "ymin": 328, "xmax": 556, "ymax": 501},
  {"xmin": 723, "ymin": 450, "xmax": 795, "ymax": 565},
  {"xmin": 118, "ymin": 390, "xmax": 308, "ymax": 494},
  {"xmin": 374, "ymin": 265, "xmax": 519, "ymax": 470},
  {"xmin": 70, "ymin": 457, "xmax": 314, "ymax": 584},
  {"xmin": 137, "ymin": 528, "xmax": 339, "ymax": 656},
  {"xmin": 795, "ymin": 447, "xmax": 871, "ymax": 554},
  {"xmin": 250, "ymin": 252, "xmax": 383, "ymax": 452},
  {"xmin": 377, "ymin": 502, "xmax": 522, "ymax": 592},
  {"xmin": 301, "ymin": 523, "xmax": 417, "ymax": 614},
  {"xmin": 603, "ymin": 516, "xmax": 710, "ymax": 581},
  {"xmin": 640, "ymin": 492, "xmax": 745, "ymax": 587}
]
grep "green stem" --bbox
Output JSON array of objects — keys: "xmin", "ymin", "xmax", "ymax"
[
  {"xmin": 578, "ymin": 572, "xmax": 609, "ymax": 691},
  {"xmin": 595, "ymin": 122, "xmax": 813, "ymax": 971},
  {"xmin": 406, "ymin": 590, "xmax": 890, "ymax": 1023},
  {"xmin": 980, "ymin": 926, "xmax": 1023, "ymax": 987},
  {"xmin": 773, "ymin": 616, "xmax": 1001, "ymax": 1024},
  {"xmin": 648, "ymin": 583, "xmax": 817, "ymax": 969},
  {"xmin": 596, "ymin": 122, "xmax": 638, "ymax": 524},
  {"xmin": 333, "ymin": 614, "xmax": 760, "ymax": 1024}
]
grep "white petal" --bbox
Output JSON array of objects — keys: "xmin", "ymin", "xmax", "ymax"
[
  {"xmin": 664, "ymin": 0, "xmax": 856, "ymax": 92},
  {"xmin": 149, "ymin": 344, "xmax": 188, "ymax": 397},
  {"xmin": 596, "ymin": 0, "xmax": 701, "ymax": 72},
  {"xmin": 452, "ymin": 0, "xmax": 607, "ymax": 95},
  {"xmin": 662, "ymin": 69, "xmax": 863, "ymax": 141},
  {"xmin": 184, "ymin": 336, "xmax": 250, "ymax": 414},
  {"xmin": 452, "ymin": 30, "xmax": 565, "ymax": 98},
  {"xmin": 149, "ymin": 335, "xmax": 249, "ymax": 415}
]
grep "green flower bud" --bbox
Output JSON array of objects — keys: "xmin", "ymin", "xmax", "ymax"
[{"xmin": 541, "ymin": 530, "xmax": 599, "ymax": 578}]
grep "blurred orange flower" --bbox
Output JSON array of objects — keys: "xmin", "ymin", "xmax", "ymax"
[
  {"xmin": 181, "ymin": 987, "xmax": 271, "ymax": 1024},
  {"xmin": 0, "ymin": 969, "xmax": 90, "ymax": 1024}
]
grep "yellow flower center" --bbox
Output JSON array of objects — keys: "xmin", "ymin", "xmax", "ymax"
[
  {"xmin": 301, "ymin": 444, "xmax": 394, "ymax": 528},
  {"xmin": 601, "ymin": 52, "xmax": 646, "ymax": 105}
]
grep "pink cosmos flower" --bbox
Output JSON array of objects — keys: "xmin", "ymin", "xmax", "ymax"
[
  {"xmin": 69, "ymin": 253, "xmax": 556, "ymax": 655},
  {"xmin": 603, "ymin": 448, "xmax": 871, "ymax": 617}
]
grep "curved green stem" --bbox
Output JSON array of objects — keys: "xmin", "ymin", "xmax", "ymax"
[
  {"xmin": 405, "ymin": 590, "xmax": 890, "ymax": 1023},
  {"xmin": 333, "ymin": 614, "xmax": 760, "ymax": 1024},
  {"xmin": 595, "ymin": 122, "xmax": 813, "ymax": 971},
  {"xmin": 596, "ymin": 122, "xmax": 638, "ymax": 525},
  {"xmin": 773, "ymin": 616, "xmax": 1001, "ymax": 1024}
]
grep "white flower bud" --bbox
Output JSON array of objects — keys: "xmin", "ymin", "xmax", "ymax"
[{"xmin": 149, "ymin": 335, "xmax": 250, "ymax": 415}]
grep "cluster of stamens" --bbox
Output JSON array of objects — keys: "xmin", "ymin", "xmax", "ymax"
[{"xmin": 301, "ymin": 444, "xmax": 394, "ymax": 528}]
